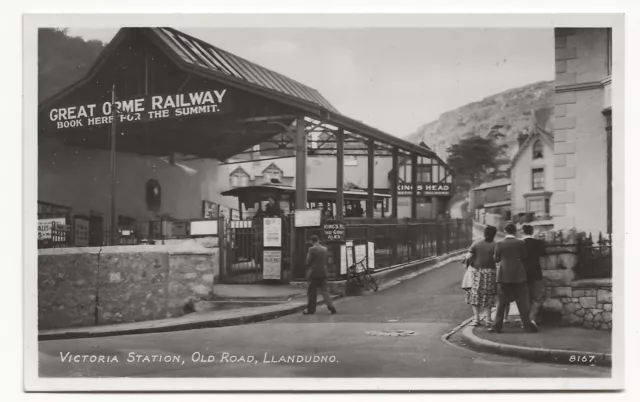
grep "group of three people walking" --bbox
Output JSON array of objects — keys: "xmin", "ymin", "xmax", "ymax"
[{"xmin": 463, "ymin": 223, "xmax": 545, "ymax": 333}]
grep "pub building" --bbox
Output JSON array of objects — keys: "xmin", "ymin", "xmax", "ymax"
[
  {"xmin": 394, "ymin": 145, "xmax": 454, "ymax": 220},
  {"xmin": 38, "ymin": 27, "xmax": 463, "ymax": 283}
]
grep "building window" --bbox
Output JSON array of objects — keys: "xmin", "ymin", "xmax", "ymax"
[
  {"xmin": 532, "ymin": 168, "xmax": 545, "ymax": 190},
  {"xmin": 416, "ymin": 165, "xmax": 431, "ymax": 182},
  {"xmin": 533, "ymin": 140, "xmax": 544, "ymax": 159},
  {"xmin": 263, "ymin": 168, "xmax": 283, "ymax": 182},
  {"xmin": 230, "ymin": 168, "xmax": 250, "ymax": 188},
  {"xmin": 528, "ymin": 199, "xmax": 545, "ymax": 213}
]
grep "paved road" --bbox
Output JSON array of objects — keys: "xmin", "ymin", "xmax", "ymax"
[{"xmin": 39, "ymin": 261, "xmax": 610, "ymax": 379}]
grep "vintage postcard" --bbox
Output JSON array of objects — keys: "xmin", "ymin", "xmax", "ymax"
[{"xmin": 23, "ymin": 12, "xmax": 625, "ymax": 392}]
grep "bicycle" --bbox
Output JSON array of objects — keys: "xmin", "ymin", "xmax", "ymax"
[{"xmin": 347, "ymin": 258, "xmax": 379, "ymax": 292}]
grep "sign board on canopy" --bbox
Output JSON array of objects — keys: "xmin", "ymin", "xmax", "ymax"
[
  {"xmin": 46, "ymin": 89, "xmax": 233, "ymax": 130},
  {"xmin": 397, "ymin": 183, "xmax": 452, "ymax": 196},
  {"xmin": 294, "ymin": 209, "xmax": 322, "ymax": 228}
]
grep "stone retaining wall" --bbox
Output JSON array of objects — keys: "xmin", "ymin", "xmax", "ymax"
[
  {"xmin": 38, "ymin": 244, "xmax": 218, "ymax": 330},
  {"xmin": 557, "ymin": 279, "xmax": 612, "ymax": 330},
  {"xmin": 537, "ymin": 229, "xmax": 612, "ymax": 331}
]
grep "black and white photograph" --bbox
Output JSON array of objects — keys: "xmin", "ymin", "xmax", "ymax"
[{"xmin": 21, "ymin": 10, "xmax": 628, "ymax": 392}]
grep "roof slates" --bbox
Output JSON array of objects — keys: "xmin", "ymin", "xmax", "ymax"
[{"xmin": 155, "ymin": 28, "xmax": 339, "ymax": 113}]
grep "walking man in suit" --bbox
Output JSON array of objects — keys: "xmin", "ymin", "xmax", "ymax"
[
  {"xmin": 490, "ymin": 223, "xmax": 539, "ymax": 333},
  {"xmin": 522, "ymin": 224, "xmax": 546, "ymax": 325},
  {"xmin": 303, "ymin": 235, "xmax": 337, "ymax": 315}
]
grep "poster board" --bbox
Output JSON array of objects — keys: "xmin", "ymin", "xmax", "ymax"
[
  {"xmin": 190, "ymin": 220, "xmax": 218, "ymax": 236},
  {"xmin": 38, "ymin": 217, "xmax": 67, "ymax": 241},
  {"xmin": 345, "ymin": 240, "xmax": 355, "ymax": 270},
  {"xmin": 294, "ymin": 209, "xmax": 322, "ymax": 227},
  {"xmin": 340, "ymin": 245, "xmax": 348, "ymax": 275},
  {"xmin": 263, "ymin": 218, "xmax": 282, "ymax": 247},
  {"xmin": 354, "ymin": 244, "xmax": 367, "ymax": 272},
  {"xmin": 263, "ymin": 250, "xmax": 282, "ymax": 280},
  {"xmin": 367, "ymin": 242, "xmax": 376, "ymax": 271},
  {"xmin": 73, "ymin": 216, "xmax": 89, "ymax": 247},
  {"xmin": 202, "ymin": 200, "xmax": 219, "ymax": 219}
]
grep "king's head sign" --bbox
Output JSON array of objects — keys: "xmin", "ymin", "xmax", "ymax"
[
  {"xmin": 47, "ymin": 89, "xmax": 232, "ymax": 130},
  {"xmin": 397, "ymin": 183, "xmax": 452, "ymax": 196}
]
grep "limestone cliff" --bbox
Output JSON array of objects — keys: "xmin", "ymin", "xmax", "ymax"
[{"xmin": 404, "ymin": 81, "xmax": 554, "ymax": 158}]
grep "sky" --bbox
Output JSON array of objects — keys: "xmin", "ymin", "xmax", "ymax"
[{"xmin": 68, "ymin": 27, "xmax": 554, "ymax": 138}]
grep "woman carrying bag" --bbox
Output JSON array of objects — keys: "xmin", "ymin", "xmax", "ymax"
[{"xmin": 462, "ymin": 225, "xmax": 499, "ymax": 327}]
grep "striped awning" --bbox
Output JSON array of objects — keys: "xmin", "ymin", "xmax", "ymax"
[{"xmin": 152, "ymin": 28, "xmax": 339, "ymax": 113}]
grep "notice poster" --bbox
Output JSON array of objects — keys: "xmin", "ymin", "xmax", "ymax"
[
  {"xmin": 263, "ymin": 218, "xmax": 282, "ymax": 247},
  {"xmin": 38, "ymin": 217, "xmax": 66, "ymax": 241},
  {"xmin": 367, "ymin": 242, "xmax": 376, "ymax": 271},
  {"xmin": 354, "ymin": 244, "xmax": 367, "ymax": 271},
  {"xmin": 345, "ymin": 240, "xmax": 355, "ymax": 269},
  {"xmin": 340, "ymin": 245, "xmax": 348, "ymax": 275},
  {"xmin": 263, "ymin": 250, "xmax": 282, "ymax": 280},
  {"xmin": 203, "ymin": 200, "xmax": 219, "ymax": 219}
]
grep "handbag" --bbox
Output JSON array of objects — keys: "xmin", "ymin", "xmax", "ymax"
[
  {"xmin": 461, "ymin": 256, "xmax": 475, "ymax": 290},
  {"xmin": 461, "ymin": 267, "xmax": 476, "ymax": 290}
]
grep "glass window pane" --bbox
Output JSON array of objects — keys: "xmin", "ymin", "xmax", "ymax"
[{"xmin": 532, "ymin": 168, "xmax": 545, "ymax": 189}]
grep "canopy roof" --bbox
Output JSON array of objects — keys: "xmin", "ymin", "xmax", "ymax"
[{"xmin": 39, "ymin": 27, "xmax": 440, "ymax": 162}]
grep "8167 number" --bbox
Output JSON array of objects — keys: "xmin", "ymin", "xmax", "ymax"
[{"xmin": 569, "ymin": 355, "xmax": 596, "ymax": 363}]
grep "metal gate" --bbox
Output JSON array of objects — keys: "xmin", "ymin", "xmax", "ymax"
[{"xmin": 219, "ymin": 216, "xmax": 293, "ymax": 284}]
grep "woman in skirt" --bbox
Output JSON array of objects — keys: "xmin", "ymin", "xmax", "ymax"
[{"xmin": 464, "ymin": 225, "xmax": 498, "ymax": 327}]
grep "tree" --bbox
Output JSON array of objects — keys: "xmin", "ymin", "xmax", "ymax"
[
  {"xmin": 446, "ymin": 133, "xmax": 508, "ymax": 192},
  {"xmin": 38, "ymin": 28, "xmax": 105, "ymax": 102}
]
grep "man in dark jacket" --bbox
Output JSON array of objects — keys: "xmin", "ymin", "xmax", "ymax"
[
  {"xmin": 522, "ymin": 224, "xmax": 546, "ymax": 324},
  {"xmin": 490, "ymin": 223, "xmax": 538, "ymax": 333},
  {"xmin": 303, "ymin": 235, "xmax": 337, "ymax": 315}
]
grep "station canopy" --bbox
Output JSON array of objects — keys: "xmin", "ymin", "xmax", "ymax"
[{"xmin": 39, "ymin": 27, "xmax": 441, "ymax": 163}]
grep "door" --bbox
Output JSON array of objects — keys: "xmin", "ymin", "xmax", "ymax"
[{"xmin": 88, "ymin": 213, "xmax": 104, "ymax": 247}]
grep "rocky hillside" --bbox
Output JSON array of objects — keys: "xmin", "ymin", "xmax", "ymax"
[{"xmin": 405, "ymin": 81, "xmax": 554, "ymax": 158}]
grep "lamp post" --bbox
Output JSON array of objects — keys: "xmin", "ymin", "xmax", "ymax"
[{"xmin": 109, "ymin": 84, "xmax": 118, "ymax": 246}]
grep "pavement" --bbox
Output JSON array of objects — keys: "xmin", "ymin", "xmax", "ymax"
[
  {"xmin": 38, "ymin": 258, "xmax": 611, "ymax": 379},
  {"xmin": 457, "ymin": 305, "xmax": 612, "ymax": 367},
  {"xmin": 212, "ymin": 283, "xmax": 307, "ymax": 300}
]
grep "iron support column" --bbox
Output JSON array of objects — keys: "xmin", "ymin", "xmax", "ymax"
[{"xmin": 336, "ymin": 129, "xmax": 345, "ymax": 219}]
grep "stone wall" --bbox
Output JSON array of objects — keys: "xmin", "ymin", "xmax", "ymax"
[
  {"xmin": 558, "ymin": 279, "xmax": 612, "ymax": 330},
  {"xmin": 537, "ymin": 228, "xmax": 612, "ymax": 330},
  {"xmin": 38, "ymin": 244, "xmax": 218, "ymax": 330}
]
